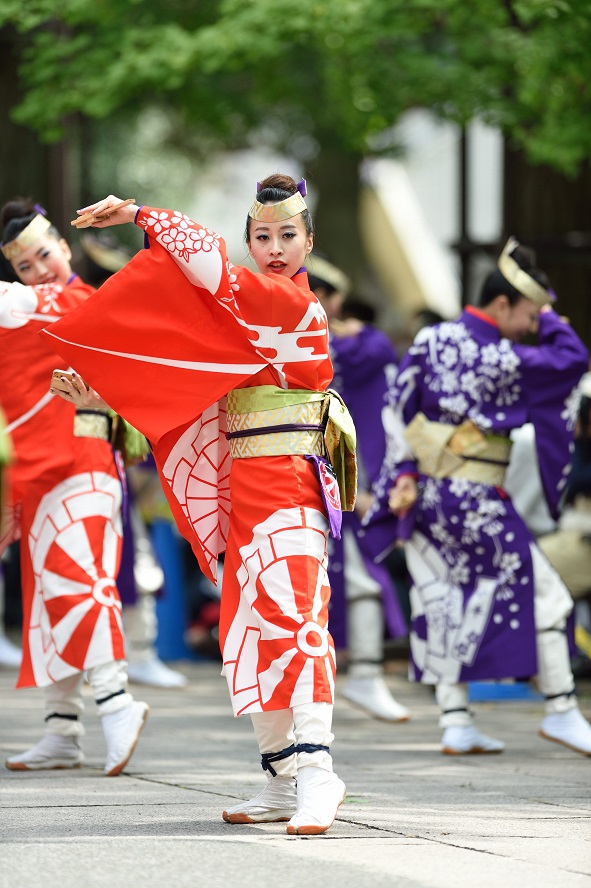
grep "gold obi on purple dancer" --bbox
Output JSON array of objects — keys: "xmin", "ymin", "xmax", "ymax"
[{"xmin": 404, "ymin": 412, "xmax": 512, "ymax": 487}]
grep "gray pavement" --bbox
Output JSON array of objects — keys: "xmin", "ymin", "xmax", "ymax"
[{"xmin": 0, "ymin": 660, "xmax": 589, "ymax": 888}]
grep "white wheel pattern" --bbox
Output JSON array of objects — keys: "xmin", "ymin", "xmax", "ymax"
[{"xmin": 27, "ymin": 471, "xmax": 124, "ymax": 685}]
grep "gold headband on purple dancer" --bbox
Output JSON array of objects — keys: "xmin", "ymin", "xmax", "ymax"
[
  {"xmin": 1, "ymin": 213, "xmax": 52, "ymax": 261},
  {"xmin": 498, "ymin": 237, "xmax": 554, "ymax": 308},
  {"xmin": 248, "ymin": 179, "xmax": 308, "ymax": 223}
]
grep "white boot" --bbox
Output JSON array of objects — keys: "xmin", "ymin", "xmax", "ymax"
[
  {"xmin": 442, "ymin": 725, "xmax": 505, "ymax": 755},
  {"xmin": 123, "ymin": 594, "xmax": 188, "ymax": 689},
  {"xmin": 5, "ymin": 734, "xmax": 84, "ymax": 771},
  {"xmin": 539, "ymin": 707, "xmax": 591, "ymax": 756},
  {"xmin": 286, "ymin": 767, "xmax": 347, "ymax": 836},
  {"xmin": 127, "ymin": 658, "xmax": 188, "ymax": 689},
  {"xmin": 102, "ymin": 701, "xmax": 150, "ymax": 776},
  {"xmin": 342, "ymin": 674, "xmax": 411, "ymax": 722},
  {"xmin": 223, "ymin": 775, "xmax": 297, "ymax": 823},
  {"xmin": 0, "ymin": 633, "xmax": 21, "ymax": 668}
]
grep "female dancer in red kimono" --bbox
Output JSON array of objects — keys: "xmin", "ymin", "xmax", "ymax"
[
  {"xmin": 45, "ymin": 175, "xmax": 354, "ymax": 835},
  {"xmin": 0, "ymin": 199, "xmax": 149, "ymax": 775}
]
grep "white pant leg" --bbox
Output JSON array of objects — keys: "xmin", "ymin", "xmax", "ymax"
[
  {"xmin": 434, "ymin": 546, "xmax": 576, "ymax": 727},
  {"xmin": 87, "ymin": 659, "xmax": 133, "ymax": 717},
  {"xmin": 250, "ymin": 709, "xmax": 297, "ymax": 777},
  {"xmin": 122, "ymin": 596, "xmax": 157, "ymax": 666},
  {"xmin": 531, "ymin": 544, "xmax": 577, "ymax": 713},
  {"xmin": 344, "ymin": 529, "xmax": 384, "ymax": 678},
  {"xmin": 44, "ymin": 674, "xmax": 85, "ymax": 737},
  {"xmin": 436, "ymin": 682, "xmax": 471, "ymax": 728},
  {"xmin": 293, "ymin": 702, "xmax": 334, "ymax": 772}
]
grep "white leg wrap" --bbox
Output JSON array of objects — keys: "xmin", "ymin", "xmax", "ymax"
[
  {"xmin": 88, "ymin": 660, "xmax": 133, "ymax": 716},
  {"xmin": 532, "ymin": 543, "xmax": 574, "ymax": 630},
  {"xmin": 122, "ymin": 597, "xmax": 157, "ymax": 666},
  {"xmin": 436, "ymin": 682, "xmax": 472, "ymax": 728},
  {"xmin": 346, "ymin": 598, "xmax": 384, "ymax": 678},
  {"xmin": 293, "ymin": 701, "xmax": 334, "ymax": 772},
  {"xmin": 343, "ymin": 528, "xmax": 385, "ymax": 678},
  {"xmin": 250, "ymin": 709, "xmax": 297, "ymax": 777},
  {"xmin": 536, "ymin": 626, "xmax": 577, "ymax": 713},
  {"xmin": 532, "ymin": 544, "xmax": 577, "ymax": 713},
  {"xmin": 44, "ymin": 674, "xmax": 85, "ymax": 737}
]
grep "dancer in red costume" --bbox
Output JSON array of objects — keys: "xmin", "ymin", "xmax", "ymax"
[
  {"xmin": 45, "ymin": 175, "xmax": 356, "ymax": 835},
  {"xmin": 0, "ymin": 199, "xmax": 149, "ymax": 775}
]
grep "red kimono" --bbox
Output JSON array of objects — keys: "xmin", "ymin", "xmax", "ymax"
[
  {"xmin": 0, "ymin": 276, "xmax": 125, "ymax": 688},
  {"xmin": 44, "ymin": 207, "xmax": 337, "ymax": 714}
]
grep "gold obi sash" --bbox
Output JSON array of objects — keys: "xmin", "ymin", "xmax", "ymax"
[
  {"xmin": 226, "ymin": 386, "xmax": 358, "ymax": 511},
  {"xmin": 0, "ymin": 408, "xmax": 12, "ymax": 517},
  {"xmin": 226, "ymin": 390, "xmax": 325, "ymax": 459},
  {"xmin": 73, "ymin": 410, "xmax": 149, "ymax": 466},
  {"xmin": 0, "ymin": 409, "xmax": 12, "ymax": 468},
  {"xmin": 404, "ymin": 413, "xmax": 512, "ymax": 487},
  {"xmin": 73, "ymin": 410, "xmax": 112, "ymax": 442}
]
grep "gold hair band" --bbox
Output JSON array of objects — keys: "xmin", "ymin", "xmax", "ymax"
[
  {"xmin": 248, "ymin": 192, "xmax": 307, "ymax": 223},
  {"xmin": 498, "ymin": 237, "xmax": 551, "ymax": 308},
  {"xmin": 1, "ymin": 215, "xmax": 52, "ymax": 261}
]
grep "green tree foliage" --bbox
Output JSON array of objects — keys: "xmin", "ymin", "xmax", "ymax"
[{"xmin": 3, "ymin": 0, "xmax": 591, "ymax": 173}]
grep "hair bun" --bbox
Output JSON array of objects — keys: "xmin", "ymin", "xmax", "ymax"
[
  {"xmin": 257, "ymin": 174, "xmax": 297, "ymax": 196},
  {"xmin": 1, "ymin": 198, "xmax": 36, "ymax": 229},
  {"xmin": 510, "ymin": 242, "xmax": 537, "ymax": 272}
]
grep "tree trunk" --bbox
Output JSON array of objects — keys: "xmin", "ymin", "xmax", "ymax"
[
  {"xmin": 307, "ymin": 149, "xmax": 384, "ymax": 305},
  {"xmin": 0, "ymin": 28, "xmax": 78, "ymax": 242},
  {"xmin": 504, "ymin": 146, "xmax": 591, "ymax": 348}
]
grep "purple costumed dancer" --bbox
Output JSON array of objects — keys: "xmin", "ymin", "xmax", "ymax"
[
  {"xmin": 309, "ymin": 265, "xmax": 409, "ymax": 722},
  {"xmin": 365, "ymin": 237, "xmax": 591, "ymax": 757}
]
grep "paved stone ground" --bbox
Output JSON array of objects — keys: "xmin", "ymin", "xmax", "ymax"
[{"xmin": 1, "ymin": 661, "xmax": 589, "ymax": 888}]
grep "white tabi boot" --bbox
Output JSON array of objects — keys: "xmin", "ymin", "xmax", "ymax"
[
  {"xmin": 0, "ymin": 633, "xmax": 22, "ymax": 668},
  {"xmin": 127, "ymin": 656, "xmax": 188, "ymax": 689},
  {"xmin": 90, "ymin": 660, "xmax": 149, "ymax": 776},
  {"xmin": 101, "ymin": 700, "xmax": 150, "ymax": 776},
  {"xmin": 6, "ymin": 674, "xmax": 86, "ymax": 770},
  {"xmin": 287, "ymin": 766, "xmax": 347, "ymax": 836},
  {"xmin": 441, "ymin": 725, "xmax": 506, "ymax": 755},
  {"xmin": 342, "ymin": 669, "xmax": 411, "ymax": 723},
  {"xmin": 341, "ymin": 533, "xmax": 411, "ymax": 723},
  {"xmin": 223, "ymin": 709, "xmax": 297, "ymax": 824},
  {"xmin": 286, "ymin": 702, "xmax": 346, "ymax": 836},
  {"xmin": 437, "ymin": 682, "xmax": 505, "ymax": 755},
  {"xmin": 540, "ymin": 708, "xmax": 591, "ymax": 756},
  {"xmin": 536, "ymin": 625, "xmax": 591, "ymax": 757},
  {"xmin": 223, "ymin": 775, "xmax": 297, "ymax": 824},
  {"xmin": 5, "ymin": 733, "xmax": 84, "ymax": 771}
]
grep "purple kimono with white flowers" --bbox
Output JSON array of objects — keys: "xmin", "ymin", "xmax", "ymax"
[
  {"xmin": 327, "ymin": 325, "xmax": 407, "ymax": 647},
  {"xmin": 366, "ymin": 307, "xmax": 588, "ymax": 684}
]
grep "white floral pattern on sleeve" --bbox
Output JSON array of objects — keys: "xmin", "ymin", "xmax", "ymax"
[
  {"xmin": 138, "ymin": 208, "xmax": 226, "ymax": 296},
  {"xmin": 159, "ymin": 223, "xmax": 220, "ymax": 262}
]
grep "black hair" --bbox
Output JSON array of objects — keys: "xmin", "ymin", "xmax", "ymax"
[
  {"xmin": 307, "ymin": 272, "xmax": 338, "ymax": 296},
  {"xmin": 245, "ymin": 173, "xmax": 313, "ymax": 242},
  {"xmin": 341, "ymin": 298, "xmax": 376, "ymax": 324},
  {"xmin": 1, "ymin": 198, "xmax": 62, "ymax": 280},
  {"xmin": 479, "ymin": 242, "xmax": 551, "ymax": 307},
  {"xmin": 1, "ymin": 197, "xmax": 61, "ymax": 246},
  {"xmin": 414, "ymin": 308, "xmax": 445, "ymax": 328}
]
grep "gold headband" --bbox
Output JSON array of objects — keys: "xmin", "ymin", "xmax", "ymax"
[
  {"xmin": 1, "ymin": 215, "xmax": 52, "ymax": 261},
  {"xmin": 248, "ymin": 192, "xmax": 307, "ymax": 223},
  {"xmin": 498, "ymin": 237, "xmax": 551, "ymax": 308}
]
